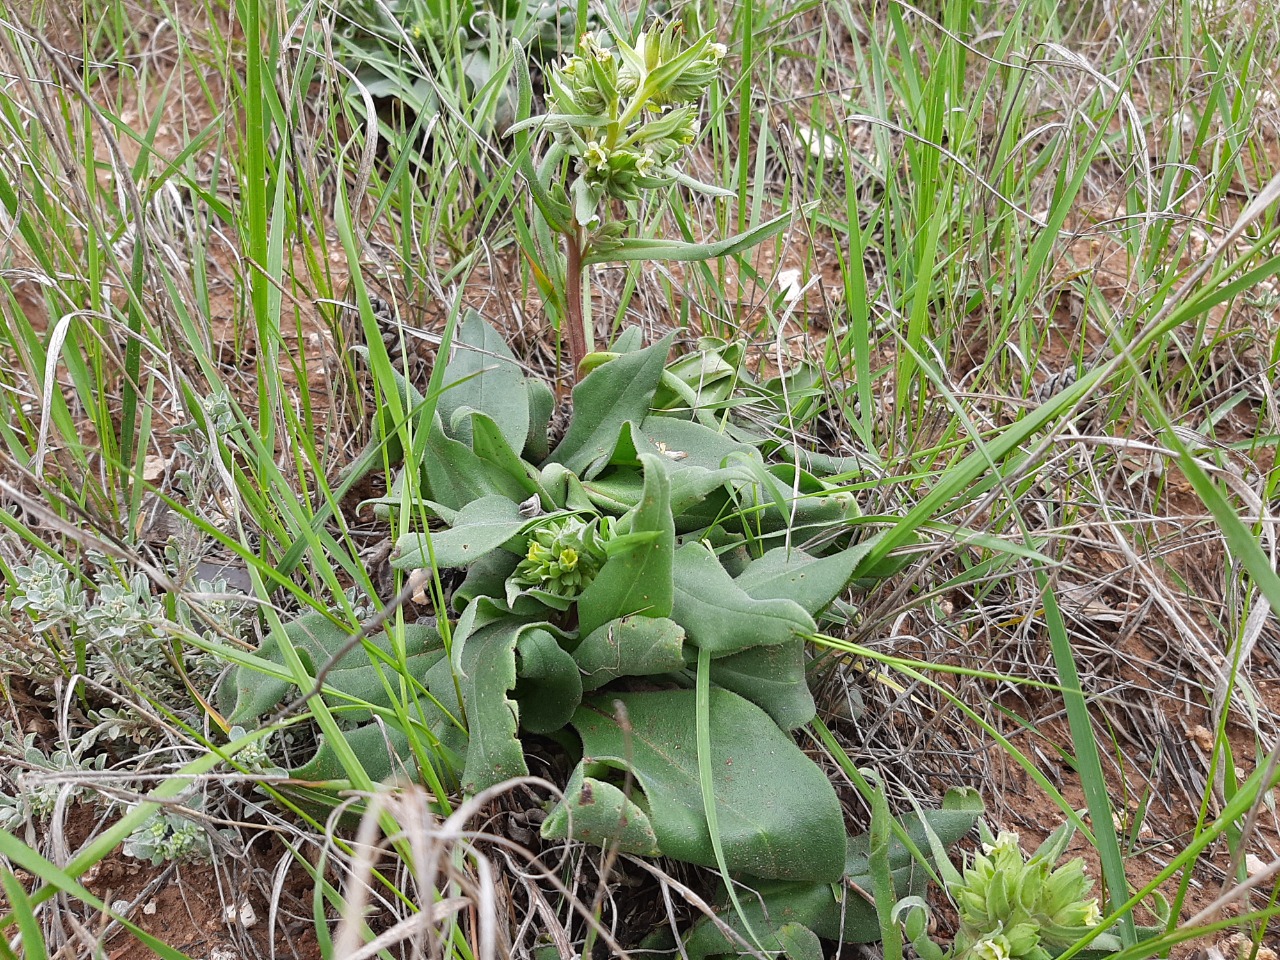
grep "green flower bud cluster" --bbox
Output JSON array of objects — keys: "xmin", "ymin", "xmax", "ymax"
[
  {"xmin": 617, "ymin": 27, "xmax": 726, "ymax": 104},
  {"xmin": 950, "ymin": 831, "xmax": 1102, "ymax": 960},
  {"xmin": 544, "ymin": 24, "xmax": 726, "ymax": 220},
  {"xmin": 512, "ymin": 516, "xmax": 610, "ymax": 601}
]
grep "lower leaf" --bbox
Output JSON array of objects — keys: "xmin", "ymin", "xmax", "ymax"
[
  {"xmin": 557, "ymin": 688, "xmax": 845, "ymax": 881},
  {"xmin": 540, "ymin": 766, "xmax": 660, "ymax": 856}
]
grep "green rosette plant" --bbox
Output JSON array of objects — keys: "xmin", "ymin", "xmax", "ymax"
[
  {"xmin": 898, "ymin": 820, "xmax": 1162, "ymax": 960},
  {"xmin": 324, "ymin": 0, "xmax": 580, "ymax": 129},
  {"xmin": 510, "ymin": 514, "xmax": 611, "ymax": 608},
  {"xmin": 223, "ymin": 311, "xmax": 978, "ymax": 952},
  {"xmin": 950, "ymin": 828, "xmax": 1102, "ymax": 960}
]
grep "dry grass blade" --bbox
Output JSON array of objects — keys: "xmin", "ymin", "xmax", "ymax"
[{"xmin": 329, "ymin": 779, "xmax": 639, "ymax": 960}]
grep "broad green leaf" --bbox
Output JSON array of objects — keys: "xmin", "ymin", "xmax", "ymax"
[
  {"xmin": 582, "ymin": 469, "xmax": 643, "ymax": 513},
  {"xmin": 707, "ymin": 640, "xmax": 814, "ymax": 730},
  {"xmin": 603, "ymin": 418, "xmax": 642, "ymax": 466},
  {"xmin": 506, "ymin": 579, "xmax": 577, "ymax": 613},
  {"xmin": 765, "ymin": 461, "xmax": 830, "ymax": 494},
  {"xmin": 458, "ymin": 619, "xmax": 530, "ymax": 793},
  {"xmin": 581, "ymin": 209, "xmax": 796, "ymax": 265},
  {"xmin": 539, "ymin": 463, "xmax": 597, "ymax": 513},
  {"xmin": 735, "ymin": 534, "xmax": 887, "ymax": 617},
  {"xmin": 556, "ymin": 689, "xmax": 845, "ymax": 881},
  {"xmin": 423, "ymin": 650, "xmax": 465, "ymax": 723},
  {"xmin": 585, "ymin": 461, "xmax": 751, "ymax": 531},
  {"xmin": 671, "ymin": 542, "xmax": 814, "ymax": 656},
  {"xmin": 438, "ymin": 310, "xmax": 529, "ymax": 450},
  {"xmin": 668, "ymin": 463, "xmax": 757, "ymax": 526},
  {"xmin": 781, "ymin": 445, "xmax": 869, "ymax": 477},
  {"xmin": 219, "ymin": 611, "xmax": 441, "ymax": 724},
  {"xmin": 749, "ymin": 496, "xmax": 862, "ymax": 549},
  {"xmin": 736, "ymin": 464, "xmax": 861, "ymax": 543},
  {"xmin": 776, "ymin": 923, "xmax": 824, "ymax": 960},
  {"xmin": 540, "ymin": 765, "xmax": 660, "ymax": 856},
  {"xmin": 611, "ymin": 326, "xmax": 644, "ymax": 352},
  {"xmin": 573, "ymin": 615, "xmax": 686, "ymax": 691},
  {"xmin": 513, "ymin": 628, "xmax": 582, "ymax": 734},
  {"xmin": 361, "ymin": 482, "xmax": 459, "ymax": 524},
  {"xmin": 447, "ymin": 594, "xmax": 511, "ymax": 678},
  {"xmin": 468, "ymin": 410, "xmax": 542, "ymax": 500},
  {"xmin": 576, "ymin": 453, "xmax": 675, "ymax": 637},
  {"xmin": 652, "ymin": 338, "xmax": 743, "ymax": 412},
  {"xmin": 754, "ymin": 362, "xmax": 825, "ymax": 430},
  {"xmin": 638, "ymin": 416, "xmax": 757, "ymax": 471},
  {"xmin": 682, "ymin": 798, "xmax": 983, "ymax": 956},
  {"xmin": 850, "ymin": 537, "xmax": 917, "ymax": 590},
  {"xmin": 549, "ymin": 333, "xmax": 674, "ymax": 477},
  {"xmin": 453, "ymin": 549, "xmax": 520, "ymax": 613},
  {"xmin": 303, "ymin": 648, "xmax": 446, "ymax": 725},
  {"xmin": 289, "ymin": 695, "xmax": 464, "ymax": 787},
  {"xmin": 423, "ymin": 413, "xmax": 530, "ymax": 510},
  {"xmin": 391, "ymin": 494, "xmax": 525, "ymax": 570},
  {"xmin": 524, "ymin": 376, "xmax": 555, "ymax": 462}
]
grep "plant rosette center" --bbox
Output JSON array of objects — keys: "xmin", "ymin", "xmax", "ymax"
[{"xmin": 510, "ymin": 514, "xmax": 612, "ymax": 608}]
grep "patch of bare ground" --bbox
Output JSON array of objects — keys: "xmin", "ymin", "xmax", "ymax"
[{"xmin": 31, "ymin": 804, "xmax": 323, "ymax": 960}]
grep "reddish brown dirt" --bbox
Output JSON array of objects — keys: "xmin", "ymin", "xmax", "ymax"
[{"xmin": 34, "ymin": 804, "xmax": 325, "ymax": 960}]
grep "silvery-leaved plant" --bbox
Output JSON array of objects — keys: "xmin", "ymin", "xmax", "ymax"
[
  {"xmin": 0, "ymin": 728, "xmax": 107, "ymax": 835},
  {"xmin": 122, "ymin": 797, "xmax": 230, "ymax": 866},
  {"xmin": 82, "ymin": 572, "xmax": 164, "ymax": 644},
  {"xmin": 510, "ymin": 21, "xmax": 798, "ymax": 376},
  {"xmin": 4, "ymin": 552, "xmax": 220, "ymax": 718},
  {"xmin": 8, "ymin": 554, "xmax": 86, "ymax": 632}
]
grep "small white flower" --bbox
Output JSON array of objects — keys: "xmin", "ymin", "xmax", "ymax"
[
  {"xmin": 981, "ymin": 830, "xmax": 1021, "ymax": 855},
  {"xmin": 793, "ymin": 123, "xmax": 841, "ymax": 160},
  {"xmin": 584, "ymin": 140, "xmax": 610, "ymax": 172},
  {"xmin": 970, "ymin": 934, "xmax": 1011, "ymax": 960},
  {"xmin": 777, "ymin": 268, "xmax": 803, "ymax": 303},
  {"xmin": 635, "ymin": 149, "xmax": 658, "ymax": 177},
  {"xmin": 709, "ymin": 42, "xmax": 728, "ymax": 59}
]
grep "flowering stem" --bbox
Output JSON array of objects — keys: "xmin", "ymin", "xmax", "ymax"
[{"xmin": 564, "ymin": 228, "xmax": 591, "ymax": 378}]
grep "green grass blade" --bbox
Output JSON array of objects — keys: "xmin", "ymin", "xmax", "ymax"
[
  {"xmin": 695, "ymin": 645, "xmax": 764, "ymax": 951},
  {"xmin": 0, "ymin": 869, "xmax": 47, "ymax": 960},
  {"xmin": 1039, "ymin": 574, "xmax": 1136, "ymax": 946}
]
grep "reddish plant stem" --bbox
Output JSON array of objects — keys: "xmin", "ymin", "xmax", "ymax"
[{"xmin": 563, "ymin": 230, "xmax": 590, "ymax": 379}]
